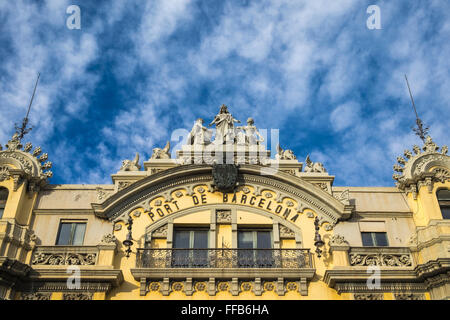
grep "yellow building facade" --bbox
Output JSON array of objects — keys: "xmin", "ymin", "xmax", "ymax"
[{"xmin": 0, "ymin": 106, "xmax": 449, "ymax": 300}]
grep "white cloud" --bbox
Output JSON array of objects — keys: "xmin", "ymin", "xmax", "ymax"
[
  {"xmin": 1, "ymin": 0, "xmax": 449, "ymax": 187},
  {"xmin": 330, "ymin": 101, "xmax": 361, "ymax": 132}
]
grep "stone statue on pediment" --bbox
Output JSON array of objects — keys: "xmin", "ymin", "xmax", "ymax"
[
  {"xmin": 209, "ymin": 104, "xmax": 240, "ymax": 144},
  {"xmin": 236, "ymin": 118, "xmax": 264, "ymax": 146},
  {"xmin": 120, "ymin": 153, "xmax": 141, "ymax": 171},
  {"xmin": 304, "ymin": 154, "xmax": 327, "ymax": 173},
  {"xmin": 276, "ymin": 144, "xmax": 297, "ymax": 160},
  {"xmin": 187, "ymin": 118, "xmax": 213, "ymax": 145},
  {"xmin": 151, "ymin": 141, "xmax": 171, "ymax": 159}
]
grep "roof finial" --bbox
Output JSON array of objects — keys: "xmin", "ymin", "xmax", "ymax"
[
  {"xmin": 15, "ymin": 72, "xmax": 40, "ymax": 140},
  {"xmin": 404, "ymin": 74, "xmax": 429, "ymax": 143}
]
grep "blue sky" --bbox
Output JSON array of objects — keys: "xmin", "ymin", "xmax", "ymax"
[{"xmin": 0, "ymin": 0, "xmax": 449, "ymax": 186}]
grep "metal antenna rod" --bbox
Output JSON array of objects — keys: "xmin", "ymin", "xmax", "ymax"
[
  {"xmin": 404, "ymin": 74, "xmax": 429, "ymax": 143},
  {"xmin": 15, "ymin": 72, "xmax": 40, "ymax": 140}
]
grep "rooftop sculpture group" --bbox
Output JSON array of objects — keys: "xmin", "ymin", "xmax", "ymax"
[
  {"xmin": 187, "ymin": 104, "xmax": 264, "ymax": 147},
  {"xmin": 123, "ymin": 104, "xmax": 327, "ymax": 172}
]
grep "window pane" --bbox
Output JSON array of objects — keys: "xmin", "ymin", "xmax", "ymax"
[
  {"xmin": 374, "ymin": 232, "xmax": 388, "ymax": 246},
  {"xmin": 238, "ymin": 231, "xmax": 254, "ymax": 249},
  {"xmin": 437, "ymin": 189, "xmax": 450, "ymax": 201},
  {"xmin": 193, "ymin": 231, "xmax": 208, "ymax": 249},
  {"xmin": 361, "ymin": 232, "xmax": 374, "ymax": 246},
  {"xmin": 0, "ymin": 188, "xmax": 8, "ymax": 201},
  {"xmin": 57, "ymin": 223, "xmax": 72, "ymax": 245},
  {"xmin": 72, "ymin": 223, "xmax": 86, "ymax": 245},
  {"xmin": 0, "ymin": 188, "xmax": 8, "ymax": 220},
  {"xmin": 173, "ymin": 230, "xmax": 190, "ymax": 248},
  {"xmin": 192, "ymin": 231, "xmax": 208, "ymax": 267},
  {"xmin": 256, "ymin": 231, "xmax": 271, "ymax": 249},
  {"xmin": 441, "ymin": 207, "xmax": 450, "ymax": 220},
  {"xmin": 238, "ymin": 231, "xmax": 254, "ymax": 267},
  {"xmin": 256, "ymin": 231, "xmax": 273, "ymax": 267}
]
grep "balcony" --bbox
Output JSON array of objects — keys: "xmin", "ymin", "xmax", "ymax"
[
  {"xmin": 25, "ymin": 245, "xmax": 124, "ymax": 293},
  {"xmin": 136, "ymin": 248, "xmax": 312, "ymax": 269},
  {"xmin": 132, "ymin": 248, "xmax": 315, "ymax": 296},
  {"xmin": 324, "ymin": 246, "xmax": 419, "ymax": 294}
]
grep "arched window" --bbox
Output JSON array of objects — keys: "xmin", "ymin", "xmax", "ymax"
[
  {"xmin": 437, "ymin": 189, "xmax": 450, "ymax": 219},
  {"xmin": 0, "ymin": 187, "xmax": 8, "ymax": 219}
]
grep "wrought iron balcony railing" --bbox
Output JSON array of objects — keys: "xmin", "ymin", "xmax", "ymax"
[{"xmin": 136, "ymin": 248, "xmax": 312, "ymax": 269}]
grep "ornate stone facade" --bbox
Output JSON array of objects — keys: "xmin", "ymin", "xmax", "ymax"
[
  {"xmin": 1, "ymin": 106, "xmax": 449, "ymax": 301},
  {"xmin": 393, "ymin": 136, "xmax": 449, "ymax": 199}
]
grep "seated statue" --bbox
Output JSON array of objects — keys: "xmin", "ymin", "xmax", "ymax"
[
  {"xmin": 151, "ymin": 141, "xmax": 171, "ymax": 159},
  {"xmin": 120, "ymin": 153, "xmax": 141, "ymax": 171},
  {"xmin": 304, "ymin": 155, "xmax": 327, "ymax": 173},
  {"xmin": 187, "ymin": 118, "xmax": 212, "ymax": 145}
]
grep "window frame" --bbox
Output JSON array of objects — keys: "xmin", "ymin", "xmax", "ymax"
[
  {"xmin": 237, "ymin": 228, "xmax": 273, "ymax": 249},
  {"xmin": 361, "ymin": 231, "xmax": 389, "ymax": 247},
  {"xmin": 0, "ymin": 187, "xmax": 9, "ymax": 220},
  {"xmin": 55, "ymin": 220, "xmax": 87, "ymax": 246},
  {"xmin": 171, "ymin": 227, "xmax": 210, "ymax": 268},
  {"xmin": 172, "ymin": 227, "xmax": 210, "ymax": 249},
  {"xmin": 437, "ymin": 188, "xmax": 450, "ymax": 220},
  {"xmin": 237, "ymin": 228, "xmax": 274, "ymax": 268}
]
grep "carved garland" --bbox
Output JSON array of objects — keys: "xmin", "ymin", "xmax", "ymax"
[
  {"xmin": 63, "ymin": 292, "xmax": 93, "ymax": 300},
  {"xmin": 32, "ymin": 252, "xmax": 97, "ymax": 265},
  {"xmin": 0, "ymin": 166, "xmax": 11, "ymax": 181},
  {"xmin": 20, "ymin": 292, "xmax": 52, "ymax": 300},
  {"xmin": 349, "ymin": 253, "xmax": 412, "ymax": 267},
  {"xmin": 144, "ymin": 279, "xmax": 305, "ymax": 296}
]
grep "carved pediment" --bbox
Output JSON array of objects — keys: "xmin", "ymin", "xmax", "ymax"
[{"xmin": 92, "ymin": 164, "xmax": 354, "ymax": 228}]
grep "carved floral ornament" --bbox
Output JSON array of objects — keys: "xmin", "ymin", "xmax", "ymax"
[
  {"xmin": 145, "ymin": 279, "xmax": 305, "ymax": 296},
  {"xmin": 0, "ymin": 165, "xmax": 11, "ymax": 182},
  {"xmin": 393, "ymin": 136, "xmax": 450, "ymax": 199},
  {"xmin": 328, "ymin": 234, "xmax": 349, "ymax": 246},
  {"xmin": 0, "ymin": 133, "xmax": 53, "ymax": 191},
  {"xmin": 100, "ymin": 233, "xmax": 117, "ymax": 244}
]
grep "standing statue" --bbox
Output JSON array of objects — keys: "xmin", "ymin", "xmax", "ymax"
[
  {"xmin": 209, "ymin": 104, "xmax": 240, "ymax": 144},
  {"xmin": 237, "ymin": 118, "xmax": 264, "ymax": 146},
  {"xmin": 187, "ymin": 118, "xmax": 212, "ymax": 145}
]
